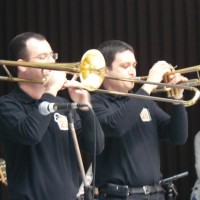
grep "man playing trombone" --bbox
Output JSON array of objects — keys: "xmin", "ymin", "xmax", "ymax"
[
  {"xmin": 0, "ymin": 32, "xmax": 104, "ymax": 200},
  {"xmin": 91, "ymin": 40, "xmax": 188, "ymax": 200}
]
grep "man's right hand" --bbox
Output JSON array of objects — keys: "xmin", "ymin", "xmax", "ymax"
[
  {"xmin": 141, "ymin": 61, "xmax": 173, "ymax": 94},
  {"xmin": 44, "ymin": 71, "xmax": 67, "ymax": 96}
]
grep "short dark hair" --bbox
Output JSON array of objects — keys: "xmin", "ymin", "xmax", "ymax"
[
  {"xmin": 8, "ymin": 32, "xmax": 46, "ymax": 61},
  {"xmin": 98, "ymin": 40, "xmax": 134, "ymax": 69}
]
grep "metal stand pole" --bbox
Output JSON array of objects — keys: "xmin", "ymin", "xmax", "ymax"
[{"xmin": 66, "ymin": 111, "xmax": 93, "ymax": 200}]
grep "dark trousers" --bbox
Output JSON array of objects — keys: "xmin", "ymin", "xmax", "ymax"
[{"xmin": 98, "ymin": 192, "xmax": 165, "ymax": 200}]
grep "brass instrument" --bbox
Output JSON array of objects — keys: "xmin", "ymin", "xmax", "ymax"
[
  {"xmin": 0, "ymin": 49, "xmax": 106, "ymax": 91},
  {"xmin": 95, "ymin": 79, "xmax": 200, "ymax": 107},
  {"xmin": 0, "ymin": 50, "xmax": 200, "ymax": 107}
]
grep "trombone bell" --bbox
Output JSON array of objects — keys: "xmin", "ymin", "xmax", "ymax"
[{"xmin": 80, "ymin": 49, "xmax": 105, "ymax": 91}]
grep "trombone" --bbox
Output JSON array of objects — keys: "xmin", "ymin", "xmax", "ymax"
[
  {"xmin": 0, "ymin": 49, "xmax": 106, "ymax": 91},
  {"xmin": 0, "ymin": 49, "xmax": 200, "ymax": 107}
]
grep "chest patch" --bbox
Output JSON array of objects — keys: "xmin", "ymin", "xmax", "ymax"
[
  {"xmin": 140, "ymin": 108, "xmax": 152, "ymax": 122},
  {"xmin": 54, "ymin": 113, "xmax": 69, "ymax": 130}
]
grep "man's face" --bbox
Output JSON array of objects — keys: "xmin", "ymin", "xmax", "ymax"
[
  {"xmin": 104, "ymin": 50, "xmax": 137, "ymax": 93},
  {"xmin": 19, "ymin": 38, "xmax": 56, "ymax": 80}
]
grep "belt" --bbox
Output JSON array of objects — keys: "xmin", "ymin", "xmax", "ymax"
[
  {"xmin": 129, "ymin": 185, "xmax": 164, "ymax": 195},
  {"xmin": 99, "ymin": 183, "xmax": 164, "ymax": 197}
]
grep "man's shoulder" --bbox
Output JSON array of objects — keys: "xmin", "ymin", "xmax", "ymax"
[{"xmin": 0, "ymin": 91, "xmax": 16, "ymax": 102}]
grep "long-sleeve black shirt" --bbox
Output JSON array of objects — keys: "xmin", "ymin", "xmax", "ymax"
[
  {"xmin": 0, "ymin": 85, "xmax": 104, "ymax": 200},
  {"xmin": 91, "ymin": 88, "xmax": 188, "ymax": 188}
]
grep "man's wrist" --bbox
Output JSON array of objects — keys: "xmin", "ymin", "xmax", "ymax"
[{"xmin": 141, "ymin": 84, "xmax": 155, "ymax": 95}]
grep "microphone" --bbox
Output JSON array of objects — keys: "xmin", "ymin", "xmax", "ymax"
[
  {"xmin": 159, "ymin": 171, "xmax": 188, "ymax": 185},
  {"xmin": 38, "ymin": 101, "xmax": 88, "ymax": 115}
]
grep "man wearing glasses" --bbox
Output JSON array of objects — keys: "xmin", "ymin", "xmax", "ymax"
[{"xmin": 0, "ymin": 32, "xmax": 104, "ymax": 200}]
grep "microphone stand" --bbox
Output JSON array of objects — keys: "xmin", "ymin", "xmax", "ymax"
[
  {"xmin": 159, "ymin": 171, "xmax": 188, "ymax": 200},
  {"xmin": 66, "ymin": 110, "xmax": 93, "ymax": 200}
]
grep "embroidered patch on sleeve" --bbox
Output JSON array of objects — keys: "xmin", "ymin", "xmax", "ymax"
[{"xmin": 140, "ymin": 108, "xmax": 152, "ymax": 122}]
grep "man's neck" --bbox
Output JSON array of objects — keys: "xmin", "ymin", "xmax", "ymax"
[
  {"xmin": 19, "ymin": 83, "xmax": 45, "ymax": 99},
  {"xmin": 103, "ymin": 82, "xmax": 128, "ymax": 93}
]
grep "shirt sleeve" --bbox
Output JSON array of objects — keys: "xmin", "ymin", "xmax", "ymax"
[
  {"xmin": 0, "ymin": 93, "xmax": 59, "ymax": 145},
  {"xmin": 76, "ymin": 109, "xmax": 105, "ymax": 155},
  {"xmin": 155, "ymin": 103, "xmax": 188, "ymax": 144}
]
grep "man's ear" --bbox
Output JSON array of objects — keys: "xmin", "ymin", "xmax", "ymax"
[{"xmin": 17, "ymin": 59, "xmax": 27, "ymax": 72}]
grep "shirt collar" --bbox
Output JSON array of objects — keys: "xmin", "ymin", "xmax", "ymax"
[{"xmin": 12, "ymin": 85, "xmax": 36, "ymax": 104}]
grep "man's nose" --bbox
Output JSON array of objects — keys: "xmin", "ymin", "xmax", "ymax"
[{"xmin": 129, "ymin": 67, "xmax": 136, "ymax": 75}]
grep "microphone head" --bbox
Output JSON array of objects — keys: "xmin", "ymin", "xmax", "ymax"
[{"xmin": 38, "ymin": 101, "xmax": 54, "ymax": 115}]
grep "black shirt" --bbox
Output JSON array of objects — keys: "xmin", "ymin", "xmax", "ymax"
[
  {"xmin": 91, "ymin": 88, "xmax": 188, "ymax": 187},
  {"xmin": 0, "ymin": 85, "xmax": 104, "ymax": 200}
]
